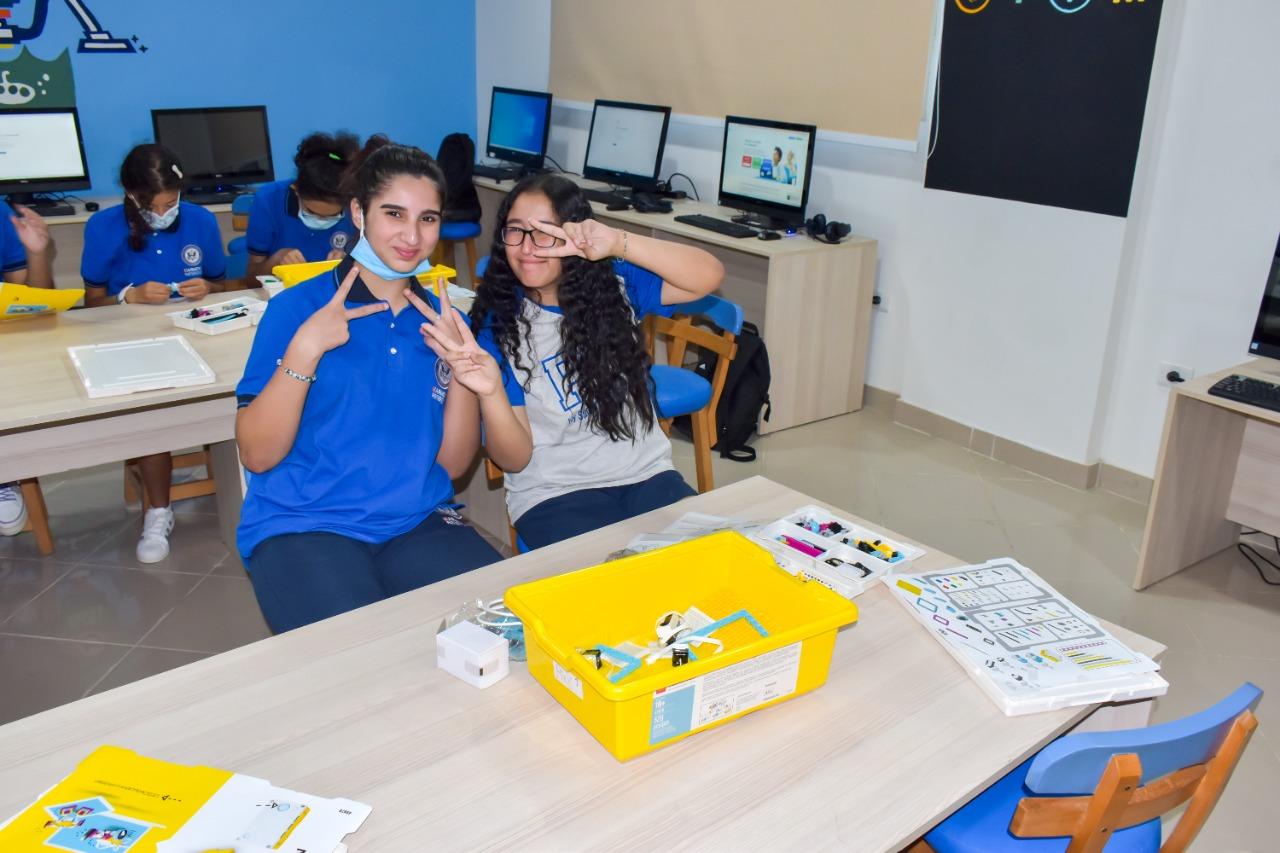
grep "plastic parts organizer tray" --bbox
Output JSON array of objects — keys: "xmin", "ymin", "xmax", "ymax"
[
  {"xmin": 504, "ymin": 531, "xmax": 859, "ymax": 761},
  {"xmin": 753, "ymin": 504, "xmax": 925, "ymax": 598}
]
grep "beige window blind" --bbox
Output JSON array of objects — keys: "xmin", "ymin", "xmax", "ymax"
[{"xmin": 549, "ymin": 0, "xmax": 938, "ymax": 141}]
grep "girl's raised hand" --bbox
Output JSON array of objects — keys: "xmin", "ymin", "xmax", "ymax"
[
  {"xmin": 407, "ymin": 282, "xmax": 503, "ymax": 398},
  {"xmin": 531, "ymin": 218, "xmax": 622, "ymax": 261}
]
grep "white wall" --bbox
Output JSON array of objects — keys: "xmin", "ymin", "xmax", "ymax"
[
  {"xmin": 475, "ymin": 0, "xmax": 1280, "ymax": 479},
  {"xmin": 474, "ymin": 0, "xmax": 551, "ymax": 159}
]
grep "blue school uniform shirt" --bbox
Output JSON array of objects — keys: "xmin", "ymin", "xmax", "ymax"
[
  {"xmin": 234, "ymin": 255, "xmax": 457, "ymax": 561},
  {"xmin": 245, "ymin": 180, "xmax": 355, "ymax": 261},
  {"xmin": 80, "ymin": 202, "xmax": 227, "ymax": 296},
  {"xmin": 0, "ymin": 202, "xmax": 29, "ymax": 275}
]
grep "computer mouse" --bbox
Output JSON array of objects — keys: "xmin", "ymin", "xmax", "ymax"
[
  {"xmin": 630, "ymin": 192, "xmax": 673, "ymax": 214},
  {"xmin": 758, "ymin": 230, "xmax": 782, "ymax": 241},
  {"xmin": 85, "ymin": 201, "xmax": 100, "ymax": 212}
]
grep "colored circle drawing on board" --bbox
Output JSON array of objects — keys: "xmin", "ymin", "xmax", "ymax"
[
  {"xmin": 1049, "ymin": 0, "xmax": 1094, "ymax": 12},
  {"xmin": 955, "ymin": 0, "xmax": 991, "ymax": 13}
]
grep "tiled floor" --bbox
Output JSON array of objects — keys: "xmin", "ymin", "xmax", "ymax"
[{"xmin": 4, "ymin": 407, "xmax": 1279, "ymax": 849}]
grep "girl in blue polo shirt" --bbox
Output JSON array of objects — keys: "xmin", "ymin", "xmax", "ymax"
[
  {"xmin": 235, "ymin": 135, "xmax": 500, "ymax": 633},
  {"xmin": 0, "ymin": 202, "xmax": 54, "ymax": 540},
  {"xmin": 420, "ymin": 174, "xmax": 724, "ymax": 549},
  {"xmin": 80, "ymin": 144, "xmax": 227, "ymax": 564},
  {"xmin": 245, "ymin": 131, "xmax": 360, "ymax": 282}
]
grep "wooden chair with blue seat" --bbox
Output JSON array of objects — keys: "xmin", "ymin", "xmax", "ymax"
[
  {"xmin": 646, "ymin": 294, "xmax": 743, "ymax": 493},
  {"xmin": 432, "ymin": 221, "xmax": 482, "ymax": 286},
  {"xmin": 229, "ymin": 193, "xmax": 254, "ymax": 232},
  {"xmin": 911, "ymin": 682, "xmax": 1262, "ymax": 853}
]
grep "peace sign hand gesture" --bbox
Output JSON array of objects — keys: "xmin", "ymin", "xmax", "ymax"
[
  {"xmin": 530, "ymin": 218, "xmax": 624, "ymax": 262},
  {"xmin": 407, "ymin": 279, "xmax": 504, "ymax": 399},
  {"xmin": 291, "ymin": 263, "xmax": 388, "ymax": 360}
]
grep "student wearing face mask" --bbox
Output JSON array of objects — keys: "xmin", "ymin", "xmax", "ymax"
[
  {"xmin": 245, "ymin": 132, "xmax": 360, "ymax": 283},
  {"xmin": 80, "ymin": 143, "xmax": 227, "ymax": 563},
  {"xmin": 235, "ymin": 135, "xmax": 500, "ymax": 633}
]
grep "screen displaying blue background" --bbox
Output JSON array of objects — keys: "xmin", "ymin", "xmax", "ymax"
[
  {"xmin": 0, "ymin": 0, "xmax": 476, "ymax": 196},
  {"xmin": 488, "ymin": 90, "xmax": 548, "ymax": 156}
]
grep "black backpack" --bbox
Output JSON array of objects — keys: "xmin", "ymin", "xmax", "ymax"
[
  {"xmin": 674, "ymin": 321, "xmax": 772, "ymax": 461},
  {"xmin": 435, "ymin": 133, "xmax": 482, "ymax": 223}
]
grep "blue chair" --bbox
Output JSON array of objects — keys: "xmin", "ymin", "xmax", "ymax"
[
  {"xmin": 227, "ymin": 235, "xmax": 247, "ymax": 255},
  {"xmin": 224, "ymin": 251, "xmax": 248, "ymax": 281},
  {"xmin": 647, "ymin": 294, "xmax": 743, "ymax": 492},
  {"xmin": 475, "ymin": 254, "xmax": 489, "ymax": 282},
  {"xmin": 436, "ymin": 221, "xmax": 482, "ymax": 283},
  {"xmin": 916, "ymin": 683, "xmax": 1262, "ymax": 853},
  {"xmin": 230, "ymin": 193, "xmax": 254, "ymax": 232}
]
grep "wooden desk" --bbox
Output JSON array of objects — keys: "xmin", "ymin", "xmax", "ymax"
[
  {"xmin": 0, "ymin": 295, "xmax": 262, "ymax": 554},
  {"xmin": 474, "ymin": 176, "xmax": 878, "ymax": 435},
  {"xmin": 1135, "ymin": 360, "xmax": 1280, "ymax": 589},
  {"xmin": 0, "ymin": 477, "xmax": 1164, "ymax": 852}
]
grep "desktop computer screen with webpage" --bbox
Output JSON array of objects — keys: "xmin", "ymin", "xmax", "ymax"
[
  {"xmin": 487, "ymin": 87, "xmax": 552, "ymax": 166},
  {"xmin": 583, "ymin": 100, "xmax": 670, "ymax": 188},
  {"xmin": 719, "ymin": 116, "xmax": 816, "ymax": 229},
  {"xmin": 1249, "ymin": 232, "xmax": 1280, "ymax": 364},
  {"xmin": 0, "ymin": 108, "xmax": 90, "ymax": 215}
]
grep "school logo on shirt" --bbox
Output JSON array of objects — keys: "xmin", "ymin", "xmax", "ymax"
[
  {"xmin": 181, "ymin": 244, "xmax": 203, "ymax": 266},
  {"xmin": 330, "ymin": 231, "xmax": 349, "ymax": 251},
  {"xmin": 432, "ymin": 358, "xmax": 452, "ymax": 403},
  {"xmin": 541, "ymin": 352, "xmax": 581, "ymax": 415}
]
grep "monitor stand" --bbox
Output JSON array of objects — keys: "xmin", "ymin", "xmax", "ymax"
[
  {"xmin": 185, "ymin": 185, "xmax": 246, "ymax": 205},
  {"xmin": 7, "ymin": 192, "xmax": 74, "ymax": 218}
]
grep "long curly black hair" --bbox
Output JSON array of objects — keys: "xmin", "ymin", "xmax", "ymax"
[{"xmin": 469, "ymin": 174, "xmax": 655, "ymax": 442}]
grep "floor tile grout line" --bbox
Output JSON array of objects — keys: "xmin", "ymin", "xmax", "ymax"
[
  {"xmin": 0, "ymin": 630, "xmax": 136, "ymax": 648},
  {"xmin": 0, "ymin": 563, "xmax": 77, "ymax": 628}
]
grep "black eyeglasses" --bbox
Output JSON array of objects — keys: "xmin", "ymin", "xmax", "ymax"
[{"xmin": 499, "ymin": 225, "xmax": 564, "ymax": 248}]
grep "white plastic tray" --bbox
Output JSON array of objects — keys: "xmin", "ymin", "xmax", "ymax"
[
  {"xmin": 68, "ymin": 335, "xmax": 216, "ymax": 398},
  {"xmin": 168, "ymin": 298, "xmax": 266, "ymax": 335}
]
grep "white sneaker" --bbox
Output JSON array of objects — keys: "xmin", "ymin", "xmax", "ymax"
[
  {"xmin": 0, "ymin": 482, "xmax": 27, "ymax": 536},
  {"xmin": 136, "ymin": 506, "xmax": 175, "ymax": 563}
]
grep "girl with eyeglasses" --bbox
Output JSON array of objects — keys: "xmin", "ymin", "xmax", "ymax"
[
  {"xmin": 419, "ymin": 173, "xmax": 724, "ymax": 549},
  {"xmin": 245, "ymin": 131, "xmax": 361, "ymax": 284}
]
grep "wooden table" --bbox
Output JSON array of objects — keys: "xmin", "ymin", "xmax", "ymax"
[
  {"xmin": 1135, "ymin": 360, "xmax": 1280, "ymax": 589},
  {"xmin": 0, "ymin": 295, "xmax": 264, "ymax": 552},
  {"xmin": 474, "ymin": 176, "xmax": 878, "ymax": 435},
  {"xmin": 0, "ymin": 477, "xmax": 1165, "ymax": 852}
]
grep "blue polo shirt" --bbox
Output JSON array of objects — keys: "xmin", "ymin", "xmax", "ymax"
[
  {"xmin": 245, "ymin": 180, "xmax": 355, "ymax": 261},
  {"xmin": 234, "ymin": 256, "xmax": 457, "ymax": 560},
  {"xmin": 0, "ymin": 202, "xmax": 29, "ymax": 276},
  {"xmin": 81, "ymin": 202, "xmax": 227, "ymax": 297}
]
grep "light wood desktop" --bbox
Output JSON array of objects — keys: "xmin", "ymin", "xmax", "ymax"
[
  {"xmin": 0, "ymin": 294, "xmax": 261, "ymax": 555},
  {"xmin": 473, "ymin": 176, "xmax": 877, "ymax": 435},
  {"xmin": 0, "ymin": 478, "xmax": 1164, "ymax": 852},
  {"xmin": 1135, "ymin": 360, "xmax": 1280, "ymax": 589}
]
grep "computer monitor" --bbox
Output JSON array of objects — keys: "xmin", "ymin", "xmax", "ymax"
[
  {"xmin": 151, "ymin": 106, "xmax": 274, "ymax": 195},
  {"xmin": 1248, "ymin": 232, "xmax": 1280, "ymax": 366},
  {"xmin": 0, "ymin": 108, "xmax": 90, "ymax": 216},
  {"xmin": 583, "ymin": 99, "xmax": 671, "ymax": 191},
  {"xmin": 718, "ymin": 115, "xmax": 817, "ymax": 230},
  {"xmin": 486, "ymin": 86, "xmax": 553, "ymax": 169}
]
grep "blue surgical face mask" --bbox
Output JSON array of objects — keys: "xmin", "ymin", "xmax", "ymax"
[
  {"xmin": 348, "ymin": 208, "xmax": 435, "ymax": 280},
  {"xmin": 298, "ymin": 206, "xmax": 343, "ymax": 231},
  {"xmin": 132, "ymin": 195, "xmax": 180, "ymax": 231}
]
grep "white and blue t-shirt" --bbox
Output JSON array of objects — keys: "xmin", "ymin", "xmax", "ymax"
[
  {"xmin": 234, "ymin": 256, "xmax": 457, "ymax": 560},
  {"xmin": 476, "ymin": 260, "xmax": 677, "ymax": 523},
  {"xmin": 0, "ymin": 202, "xmax": 30, "ymax": 277},
  {"xmin": 81, "ymin": 202, "xmax": 226, "ymax": 296},
  {"xmin": 245, "ymin": 180, "xmax": 355, "ymax": 261}
]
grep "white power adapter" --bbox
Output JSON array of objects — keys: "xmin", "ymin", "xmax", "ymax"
[{"xmin": 436, "ymin": 620, "xmax": 510, "ymax": 688}]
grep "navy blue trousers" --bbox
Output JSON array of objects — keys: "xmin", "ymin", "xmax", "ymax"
[
  {"xmin": 247, "ymin": 509, "xmax": 501, "ymax": 633},
  {"xmin": 514, "ymin": 470, "xmax": 696, "ymax": 550}
]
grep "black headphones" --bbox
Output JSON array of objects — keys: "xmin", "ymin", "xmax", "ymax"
[{"xmin": 805, "ymin": 213, "xmax": 852, "ymax": 244}]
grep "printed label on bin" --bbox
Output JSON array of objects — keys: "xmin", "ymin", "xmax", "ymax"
[
  {"xmin": 649, "ymin": 642, "xmax": 802, "ymax": 745},
  {"xmin": 553, "ymin": 660, "xmax": 584, "ymax": 699}
]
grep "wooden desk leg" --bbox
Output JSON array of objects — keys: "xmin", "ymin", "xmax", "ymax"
[
  {"xmin": 209, "ymin": 439, "xmax": 246, "ymax": 570},
  {"xmin": 1134, "ymin": 394, "xmax": 1245, "ymax": 590}
]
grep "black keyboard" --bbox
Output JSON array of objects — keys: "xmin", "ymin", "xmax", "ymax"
[
  {"xmin": 673, "ymin": 214, "xmax": 758, "ymax": 238},
  {"xmin": 1208, "ymin": 374, "xmax": 1280, "ymax": 413},
  {"xmin": 186, "ymin": 191, "xmax": 238, "ymax": 205},
  {"xmin": 473, "ymin": 163, "xmax": 522, "ymax": 181},
  {"xmin": 583, "ymin": 188, "xmax": 631, "ymax": 207}
]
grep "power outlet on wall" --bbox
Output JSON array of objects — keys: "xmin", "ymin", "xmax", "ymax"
[{"xmin": 1158, "ymin": 362, "xmax": 1196, "ymax": 388}]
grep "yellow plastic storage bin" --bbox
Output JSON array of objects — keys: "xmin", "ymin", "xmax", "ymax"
[
  {"xmin": 504, "ymin": 531, "xmax": 859, "ymax": 761},
  {"xmin": 270, "ymin": 259, "xmax": 456, "ymax": 291}
]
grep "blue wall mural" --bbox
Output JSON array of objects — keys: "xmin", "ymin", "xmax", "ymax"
[{"xmin": 0, "ymin": 1, "xmax": 477, "ymax": 196}]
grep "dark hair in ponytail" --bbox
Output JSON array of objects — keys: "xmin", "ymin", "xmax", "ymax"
[
  {"xmin": 294, "ymin": 131, "xmax": 360, "ymax": 204},
  {"xmin": 340, "ymin": 134, "xmax": 447, "ymax": 214},
  {"xmin": 121, "ymin": 144, "xmax": 184, "ymax": 251}
]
